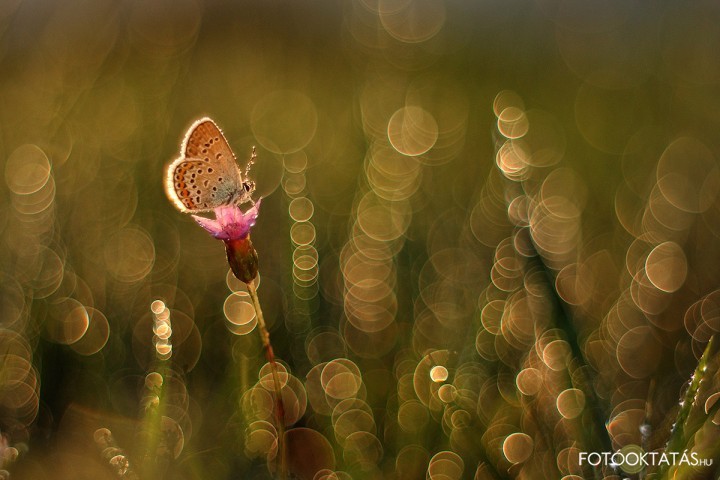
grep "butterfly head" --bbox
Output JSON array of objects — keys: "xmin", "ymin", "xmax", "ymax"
[
  {"xmin": 228, "ymin": 179, "xmax": 255, "ymax": 206},
  {"xmin": 243, "ymin": 179, "xmax": 255, "ymax": 194},
  {"xmin": 242, "ymin": 179, "xmax": 255, "ymax": 202}
]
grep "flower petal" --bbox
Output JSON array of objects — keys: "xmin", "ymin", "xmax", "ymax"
[
  {"xmin": 194, "ymin": 200, "xmax": 262, "ymax": 241},
  {"xmin": 191, "ymin": 215, "xmax": 229, "ymax": 239},
  {"xmin": 215, "ymin": 204, "xmax": 238, "ymax": 226},
  {"xmin": 243, "ymin": 199, "xmax": 261, "ymax": 224}
]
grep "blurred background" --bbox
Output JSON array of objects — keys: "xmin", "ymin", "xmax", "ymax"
[{"xmin": 2, "ymin": 0, "xmax": 720, "ymax": 478}]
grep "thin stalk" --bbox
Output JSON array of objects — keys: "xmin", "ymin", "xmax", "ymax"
[
  {"xmin": 247, "ymin": 281, "xmax": 287, "ymax": 480},
  {"xmin": 527, "ymin": 254, "xmax": 614, "ymax": 458},
  {"xmin": 639, "ymin": 378, "xmax": 655, "ymax": 480}
]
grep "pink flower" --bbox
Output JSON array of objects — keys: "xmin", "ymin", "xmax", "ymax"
[
  {"xmin": 191, "ymin": 201, "xmax": 262, "ymax": 283},
  {"xmin": 191, "ymin": 200, "xmax": 261, "ymax": 240}
]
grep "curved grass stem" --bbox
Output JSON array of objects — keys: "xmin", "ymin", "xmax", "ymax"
[{"xmin": 247, "ymin": 280, "xmax": 287, "ymax": 480}]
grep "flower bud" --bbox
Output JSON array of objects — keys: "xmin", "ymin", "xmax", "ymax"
[{"xmin": 224, "ymin": 236, "xmax": 258, "ymax": 283}]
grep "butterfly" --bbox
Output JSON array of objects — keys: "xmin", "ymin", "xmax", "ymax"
[{"xmin": 165, "ymin": 117, "xmax": 256, "ymax": 213}]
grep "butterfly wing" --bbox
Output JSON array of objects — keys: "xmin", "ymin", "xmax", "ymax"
[
  {"xmin": 166, "ymin": 118, "xmax": 254, "ymax": 213},
  {"xmin": 183, "ymin": 118, "xmax": 239, "ymax": 170},
  {"xmin": 165, "ymin": 158, "xmax": 242, "ymax": 213}
]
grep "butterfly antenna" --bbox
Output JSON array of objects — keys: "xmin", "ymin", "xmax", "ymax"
[{"xmin": 246, "ymin": 146, "xmax": 257, "ymax": 176}]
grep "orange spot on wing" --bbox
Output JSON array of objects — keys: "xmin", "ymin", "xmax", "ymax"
[{"xmin": 179, "ymin": 186, "xmax": 195, "ymax": 208}]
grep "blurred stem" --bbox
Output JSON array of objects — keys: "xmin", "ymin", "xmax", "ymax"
[
  {"xmin": 526, "ymin": 253, "xmax": 612, "ymax": 479},
  {"xmin": 492, "ymin": 132, "xmax": 610, "ymax": 477},
  {"xmin": 639, "ymin": 378, "xmax": 655, "ymax": 480},
  {"xmin": 247, "ymin": 281, "xmax": 286, "ymax": 480},
  {"xmin": 139, "ymin": 349, "xmax": 170, "ymax": 477}
]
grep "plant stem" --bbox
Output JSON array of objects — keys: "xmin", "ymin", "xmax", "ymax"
[
  {"xmin": 660, "ymin": 335, "xmax": 717, "ymax": 479},
  {"xmin": 247, "ymin": 280, "xmax": 287, "ymax": 480}
]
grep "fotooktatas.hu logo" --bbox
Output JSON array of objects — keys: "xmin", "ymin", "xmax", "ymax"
[{"xmin": 578, "ymin": 445, "xmax": 713, "ymax": 474}]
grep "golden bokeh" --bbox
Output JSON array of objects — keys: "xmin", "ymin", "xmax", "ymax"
[{"xmin": 1, "ymin": 1, "xmax": 720, "ymax": 478}]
